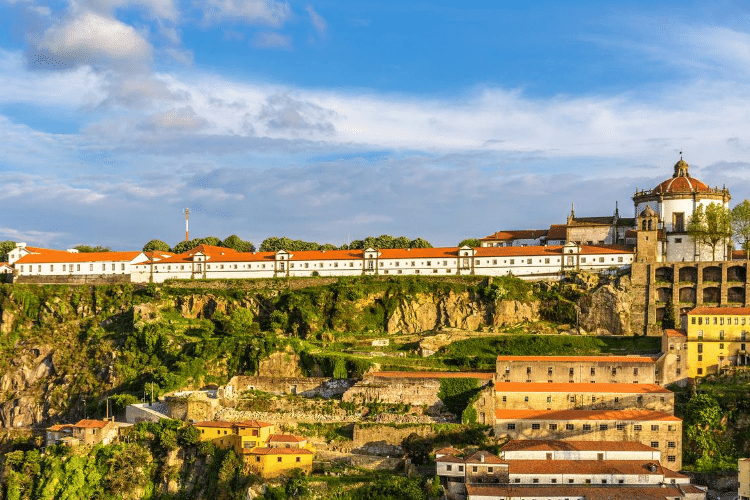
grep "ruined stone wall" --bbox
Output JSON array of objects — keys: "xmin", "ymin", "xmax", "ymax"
[
  {"xmin": 631, "ymin": 261, "xmax": 750, "ymax": 335},
  {"xmin": 342, "ymin": 378, "xmax": 442, "ymax": 408},
  {"xmin": 220, "ymin": 375, "xmax": 354, "ymax": 400},
  {"xmin": 352, "ymin": 424, "xmax": 441, "ymax": 449}
]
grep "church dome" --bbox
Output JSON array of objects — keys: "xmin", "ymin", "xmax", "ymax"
[{"xmin": 652, "ymin": 158, "xmax": 710, "ymax": 195}]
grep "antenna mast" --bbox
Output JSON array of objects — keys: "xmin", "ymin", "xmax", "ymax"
[{"xmin": 183, "ymin": 208, "xmax": 189, "ymax": 241}]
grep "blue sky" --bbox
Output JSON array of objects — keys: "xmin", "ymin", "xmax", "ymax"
[{"xmin": 1, "ymin": 0, "xmax": 750, "ymax": 250}]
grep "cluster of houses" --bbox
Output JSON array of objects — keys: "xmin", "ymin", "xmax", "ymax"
[{"xmin": 45, "ymin": 416, "xmax": 312, "ymax": 478}]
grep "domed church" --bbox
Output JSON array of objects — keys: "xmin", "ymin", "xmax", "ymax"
[{"xmin": 632, "ymin": 157, "xmax": 731, "ymax": 262}]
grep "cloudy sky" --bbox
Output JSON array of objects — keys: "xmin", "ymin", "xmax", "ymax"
[{"xmin": 1, "ymin": 0, "xmax": 750, "ymax": 250}]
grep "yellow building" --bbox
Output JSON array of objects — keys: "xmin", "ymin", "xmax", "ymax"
[
  {"xmin": 246, "ymin": 447, "xmax": 314, "ymax": 478},
  {"xmin": 194, "ymin": 420, "xmax": 314, "ymax": 476},
  {"xmin": 686, "ymin": 307, "xmax": 750, "ymax": 378}
]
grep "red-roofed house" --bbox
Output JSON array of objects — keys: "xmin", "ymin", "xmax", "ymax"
[{"xmin": 71, "ymin": 419, "xmax": 118, "ymax": 445}]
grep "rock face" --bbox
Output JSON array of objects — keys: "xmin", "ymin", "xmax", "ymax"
[
  {"xmin": 386, "ymin": 291, "xmax": 540, "ymax": 334},
  {"xmin": 578, "ymin": 276, "xmax": 633, "ymax": 335},
  {"xmin": 0, "ymin": 347, "xmax": 55, "ymax": 428}
]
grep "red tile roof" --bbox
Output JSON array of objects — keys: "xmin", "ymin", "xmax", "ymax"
[
  {"xmin": 236, "ymin": 419, "xmax": 274, "ymax": 428},
  {"xmin": 463, "ymin": 450, "xmax": 506, "ymax": 464},
  {"xmin": 481, "ymin": 230, "xmax": 548, "ymax": 242},
  {"xmin": 546, "ymin": 224, "xmax": 567, "ymax": 240},
  {"xmin": 665, "ymin": 328, "xmax": 687, "ymax": 338},
  {"xmin": 15, "ymin": 251, "xmax": 142, "ymax": 264},
  {"xmin": 494, "ymin": 382, "xmax": 671, "ymax": 394},
  {"xmin": 474, "ymin": 244, "xmax": 632, "ymax": 257},
  {"xmin": 500, "ymin": 440, "xmax": 657, "ymax": 452},
  {"xmin": 496, "ymin": 355, "xmax": 657, "ymax": 363},
  {"xmin": 434, "ymin": 446, "xmax": 463, "ymax": 456},
  {"xmin": 494, "ymin": 408, "xmax": 681, "ymax": 422},
  {"xmin": 248, "ymin": 447, "xmax": 313, "ymax": 455},
  {"xmin": 505, "ymin": 459, "xmax": 664, "ymax": 475},
  {"xmin": 654, "ymin": 174, "xmax": 710, "ymax": 194},
  {"xmin": 689, "ymin": 306, "xmax": 750, "ymax": 315},
  {"xmin": 194, "ymin": 421, "xmax": 235, "ymax": 428},
  {"xmin": 47, "ymin": 424, "xmax": 73, "ymax": 432},
  {"xmin": 371, "ymin": 371, "xmax": 493, "ymax": 380},
  {"xmin": 74, "ymin": 419, "xmax": 111, "ymax": 429},
  {"xmin": 465, "ymin": 484, "xmax": 691, "ymax": 500}
]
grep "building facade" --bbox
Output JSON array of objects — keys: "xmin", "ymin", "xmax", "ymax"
[
  {"xmin": 686, "ymin": 306, "xmax": 750, "ymax": 378},
  {"xmin": 495, "ymin": 356, "xmax": 658, "ymax": 385}
]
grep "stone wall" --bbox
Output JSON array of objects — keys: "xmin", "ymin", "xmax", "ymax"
[
  {"xmin": 349, "ymin": 454, "xmax": 405, "ymax": 470},
  {"xmin": 352, "ymin": 424, "xmax": 439, "ymax": 449},
  {"xmin": 220, "ymin": 375, "xmax": 354, "ymax": 400},
  {"xmin": 631, "ymin": 260, "xmax": 750, "ymax": 335},
  {"xmin": 164, "ymin": 394, "xmax": 216, "ymax": 422},
  {"xmin": 13, "ymin": 274, "xmax": 131, "ymax": 285},
  {"xmin": 342, "ymin": 377, "xmax": 442, "ymax": 409}
]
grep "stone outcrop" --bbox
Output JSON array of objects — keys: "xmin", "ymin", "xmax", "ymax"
[
  {"xmin": 386, "ymin": 292, "xmax": 540, "ymax": 334},
  {"xmin": 0, "ymin": 347, "xmax": 55, "ymax": 428},
  {"xmin": 578, "ymin": 276, "xmax": 633, "ymax": 335}
]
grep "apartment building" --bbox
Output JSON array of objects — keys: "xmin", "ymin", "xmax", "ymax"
[
  {"xmin": 494, "ymin": 382, "xmax": 674, "ymax": 413},
  {"xmin": 495, "ymin": 356, "xmax": 658, "ymax": 384},
  {"xmin": 686, "ymin": 307, "xmax": 750, "ymax": 378},
  {"xmin": 494, "ymin": 408, "xmax": 683, "ymax": 469}
]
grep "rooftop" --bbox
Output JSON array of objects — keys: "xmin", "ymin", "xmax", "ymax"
[
  {"xmin": 501, "ymin": 440, "xmax": 657, "ymax": 452},
  {"xmin": 689, "ymin": 306, "xmax": 750, "ymax": 316},
  {"xmin": 496, "ymin": 355, "xmax": 657, "ymax": 363},
  {"xmin": 247, "ymin": 447, "xmax": 313, "ymax": 455},
  {"xmin": 495, "ymin": 382, "xmax": 671, "ymax": 394},
  {"xmin": 370, "ymin": 371, "xmax": 493, "ymax": 380},
  {"xmin": 73, "ymin": 419, "xmax": 111, "ymax": 429},
  {"xmin": 465, "ymin": 484, "xmax": 695, "ymax": 500},
  {"xmin": 494, "ymin": 408, "xmax": 681, "ymax": 422}
]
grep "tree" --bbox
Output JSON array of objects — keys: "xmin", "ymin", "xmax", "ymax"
[
  {"xmin": 221, "ymin": 234, "xmax": 255, "ymax": 252},
  {"xmin": 172, "ymin": 238, "xmax": 202, "ymax": 254},
  {"xmin": 143, "ymin": 239, "xmax": 171, "ymax": 252},
  {"xmin": 731, "ymin": 199, "xmax": 750, "ymax": 259},
  {"xmin": 402, "ymin": 433, "xmax": 432, "ymax": 465},
  {"xmin": 74, "ymin": 245, "xmax": 111, "ymax": 252},
  {"xmin": 333, "ymin": 359, "xmax": 348, "ymax": 379},
  {"xmin": 458, "ymin": 238, "xmax": 481, "ymax": 247},
  {"xmin": 409, "ymin": 238, "xmax": 433, "ymax": 248},
  {"xmin": 661, "ymin": 296, "xmax": 676, "ymax": 330},
  {"xmin": 687, "ymin": 204, "xmax": 732, "ymax": 261},
  {"xmin": 0, "ymin": 240, "xmax": 15, "ymax": 260}
]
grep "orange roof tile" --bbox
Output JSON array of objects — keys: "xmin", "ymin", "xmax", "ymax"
[
  {"xmin": 371, "ymin": 371, "xmax": 493, "ymax": 380},
  {"xmin": 546, "ymin": 224, "xmax": 567, "ymax": 240},
  {"xmin": 664, "ymin": 328, "xmax": 686, "ymax": 337},
  {"xmin": 501, "ymin": 440, "xmax": 657, "ymax": 452},
  {"xmin": 434, "ymin": 446, "xmax": 463, "ymax": 455},
  {"xmin": 435, "ymin": 454, "xmax": 465, "ymax": 463},
  {"xmin": 15, "ymin": 251, "xmax": 142, "ymax": 264},
  {"xmin": 494, "ymin": 382, "xmax": 671, "ymax": 394},
  {"xmin": 236, "ymin": 419, "xmax": 274, "ymax": 428},
  {"xmin": 463, "ymin": 450, "xmax": 506, "ymax": 464},
  {"xmin": 248, "ymin": 447, "xmax": 313, "ymax": 455},
  {"xmin": 494, "ymin": 408, "xmax": 681, "ymax": 422},
  {"xmin": 47, "ymin": 424, "xmax": 73, "ymax": 432},
  {"xmin": 74, "ymin": 419, "xmax": 110, "ymax": 429},
  {"xmin": 689, "ymin": 306, "xmax": 750, "ymax": 315},
  {"xmin": 194, "ymin": 421, "xmax": 235, "ymax": 428},
  {"xmin": 505, "ymin": 459, "xmax": 664, "ymax": 475},
  {"xmin": 495, "ymin": 355, "xmax": 657, "ymax": 363},
  {"xmin": 465, "ymin": 484, "xmax": 690, "ymax": 500}
]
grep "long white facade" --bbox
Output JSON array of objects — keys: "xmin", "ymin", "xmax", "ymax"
[{"xmin": 7, "ymin": 242, "xmax": 634, "ymax": 284}]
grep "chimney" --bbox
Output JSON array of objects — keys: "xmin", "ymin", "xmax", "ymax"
[{"xmin": 480, "ymin": 454, "xmax": 485, "ymax": 463}]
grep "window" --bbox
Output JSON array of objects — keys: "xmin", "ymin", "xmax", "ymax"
[
  {"xmin": 668, "ymin": 441, "xmax": 676, "ymax": 448},
  {"xmin": 487, "ymin": 467, "xmax": 493, "ymax": 473},
  {"xmin": 524, "ymin": 396, "xmax": 529, "ymax": 402},
  {"xmin": 616, "ymin": 423, "xmax": 625, "ymax": 430},
  {"xmin": 651, "ymin": 424, "xmax": 659, "ymax": 431},
  {"xmin": 582, "ymin": 424, "xmax": 591, "ymax": 431},
  {"xmin": 507, "ymin": 423, "xmax": 515, "ymax": 430},
  {"xmin": 458, "ymin": 466, "xmax": 463, "ymax": 472},
  {"xmin": 667, "ymin": 455, "xmax": 676, "ymax": 463},
  {"xmin": 551, "ymin": 478, "xmax": 557, "ymax": 483},
  {"xmin": 277, "ymin": 457, "xmax": 282, "ymax": 463},
  {"xmin": 697, "ymin": 343, "xmax": 703, "ymax": 353},
  {"xmin": 548, "ymin": 367, "xmax": 553, "ymax": 375},
  {"xmin": 549, "ymin": 424, "xmax": 557, "ymax": 430},
  {"xmin": 568, "ymin": 479, "xmax": 574, "ymax": 484},
  {"xmin": 675, "ymin": 237, "xmax": 682, "ymax": 243},
  {"xmin": 634, "ymin": 424, "xmax": 642, "ymax": 431},
  {"xmin": 698, "ymin": 355, "xmax": 703, "ymax": 362},
  {"xmin": 566, "ymin": 424, "xmax": 574, "ymax": 430},
  {"xmin": 591, "ymin": 367, "xmax": 596, "ymax": 376},
  {"xmin": 599, "ymin": 424, "xmax": 608, "ymax": 431},
  {"xmin": 720, "ymin": 343, "xmax": 724, "ymax": 349},
  {"xmin": 502, "ymin": 396, "xmax": 507, "ymax": 402},
  {"xmin": 633, "ymin": 368, "xmax": 639, "ymax": 375},
  {"xmin": 569, "ymin": 396, "xmax": 575, "ymax": 403},
  {"xmin": 509, "ymin": 259, "xmax": 514, "ymax": 265},
  {"xmin": 89, "ymin": 264, "xmax": 93, "ymax": 271},
  {"xmin": 651, "ymin": 441, "xmax": 659, "ymax": 448},
  {"xmin": 547, "ymin": 396, "xmax": 552, "ymax": 403},
  {"xmin": 531, "ymin": 423, "xmax": 540, "ymax": 430},
  {"xmin": 446, "ymin": 465, "xmax": 452, "ymax": 472},
  {"xmin": 720, "ymin": 331, "xmax": 725, "ymax": 340},
  {"xmin": 591, "ymin": 396, "xmax": 597, "ymax": 403},
  {"xmin": 673, "ymin": 212, "xmax": 685, "ymax": 232},
  {"xmin": 614, "ymin": 397, "xmax": 619, "ymax": 403},
  {"xmin": 601, "ymin": 479, "xmax": 608, "ymax": 484},
  {"xmin": 514, "ymin": 478, "xmax": 521, "ymax": 483},
  {"xmin": 545, "ymin": 258, "xmax": 550, "ymax": 264},
  {"xmin": 532, "ymin": 478, "xmax": 539, "ymax": 484},
  {"xmin": 698, "ymin": 368, "xmax": 703, "ymax": 375},
  {"xmin": 526, "ymin": 366, "xmax": 532, "ymax": 374},
  {"xmin": 526, "ymin": 259, "xmax": 532, "ymax": 264},
  {"xmin": 472, "ymin": 466, "xmax": 477, "ymax": 472}
]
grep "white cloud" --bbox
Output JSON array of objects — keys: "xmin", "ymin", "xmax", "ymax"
[
  {"xmin": 202, "ymin": 0, "xmax": 291, "ymax": 27},
  {"xmin": 87, "ymin": 0, "xmax": 179, "ymax": 21},
  {"xmin": 146, "ymin": 106, "xmax": 207, "ymax": 131},
  {"xmin": 305, "ymin": 5, "xmax": 326, "ymax": 36},
  {"xmin": 253, "ymin": 31, "xmax": 292, "ymax": 49},
  {"xmin": 38, "ymin": 10, "xmax": 152, "ymax": 63}
]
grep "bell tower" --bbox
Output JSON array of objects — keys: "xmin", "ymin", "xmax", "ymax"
[{"xmin": 636, "ymin": 206, "xmax": 659, "ymax": 263}]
